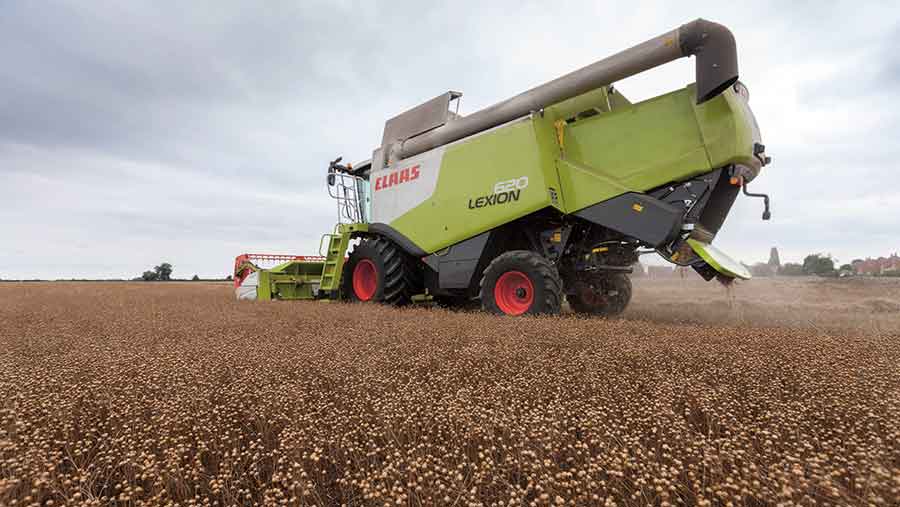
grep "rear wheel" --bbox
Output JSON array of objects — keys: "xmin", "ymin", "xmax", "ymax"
[
  {"xmin": 480, "ymin": 251, "xmax": 562, "ymax": 315},
  {"xmin": 566, "ymin": 273, "xmax": 632, "ymax": 316},
  {"xmin": 342, "ymin": 236, "xmax": 421, "ymax": 305}
]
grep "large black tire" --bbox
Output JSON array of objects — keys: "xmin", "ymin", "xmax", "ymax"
[
  {"xmin": 342, "ymin": 236, "xmax": 421, "ymax": 305},
  {"xmin": 479, "ymin": 250, "xmax": 562, "ymax": 316},
  {"xmin": 566, "ymin": 273, "xmax": 632, "ymax": 316}
]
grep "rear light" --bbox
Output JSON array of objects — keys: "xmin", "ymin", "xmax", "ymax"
[{"xmin": 733, "ymin": 81, "xmax": 750, "ymax": 101}]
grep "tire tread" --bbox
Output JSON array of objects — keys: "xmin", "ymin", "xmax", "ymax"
[
  {"xmin": 479, "ymin": 250, "xmax": 562, "ymax": 315},
  {"xmin": 342, "ymin": 236, "xmax": 422, "ymax": 305}
]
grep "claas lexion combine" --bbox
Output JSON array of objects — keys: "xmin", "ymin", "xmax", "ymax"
[{"xmin": 234, "ymin": 19, "xmax": 772, "ymax": 316}]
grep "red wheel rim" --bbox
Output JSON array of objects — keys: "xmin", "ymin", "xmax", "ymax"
[
  {"xmin": 352, "ymin": 259, "xmax": 378, "ymax": 301},
  {"xmin": 494, "ymin": 270, "xmax": 534, "ymax": 315},
  {"xmin": 577, "ymin": 282, "xmax": 605, "ymax": 306}
]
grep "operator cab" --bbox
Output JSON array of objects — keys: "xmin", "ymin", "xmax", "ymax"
[{"xmin": 327, "ymin": 157, "xmax": 372, "ymax": 223}]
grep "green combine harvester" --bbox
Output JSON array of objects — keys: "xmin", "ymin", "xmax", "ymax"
[{"xmin": 234, "ymin": 18, "xmax": 772, "ymax": 316}]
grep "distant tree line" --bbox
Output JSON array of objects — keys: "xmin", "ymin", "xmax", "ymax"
[
  {"xmin": 748, "ymin": 253, "xmax": 838, "ymax": 277},
  {"xmin": 134, "ymin": 262, "xmax": 233, "ymax": 282},
  {"xmin": 780, "ymin": 253, "xmax": 836, "ymax": 276},
  {"xmin": 0, "ymin": 263, "xmax": 230, "ymax": 283},
  {"xmin": 139, "ymin": 262, "xmax": 174, "ymax": 281}
]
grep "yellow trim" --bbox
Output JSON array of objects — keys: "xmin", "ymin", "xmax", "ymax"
[{"xmin": 554, "ymin": 119, "xmax": 566, "ymax": 151}]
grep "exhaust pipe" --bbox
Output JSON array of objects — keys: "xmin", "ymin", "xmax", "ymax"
[{"xmin": 397, "ymin": 19, "xmax": 738, "ymax": 161}]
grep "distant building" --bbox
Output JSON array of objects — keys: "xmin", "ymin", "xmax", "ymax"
[
  {"xmin": 853, "ymin": 254, "xmax": 900, "ymax": 276},
  {"xmin": 888, "ymin": 255, "xmax": 900, "ymax": 274},
  {"xmin": 768, "ymin": 247, "xmax": 781, "ymax": 270}
]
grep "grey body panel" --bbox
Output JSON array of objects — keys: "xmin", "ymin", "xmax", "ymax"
[
  {"xmin": 423, "ymin": 232, "xmax": 491, "ymax": 289},
  {"xmin": 381, "ymin": 91, "xmax": 462, "ymax": 150},
  {"xmin": 575, "ymin": 193, "xmax": 683, "ymax": 248},
  {"xmin": 395, "ymin": 19, "xmax": 737, "ymax": 161},
  {"xmin": 648, "ymin": 168, "xmax": 736, "ymax": 239},
  {"xmin": 371, "ymin": 147, "xmax": 385, "ymax": 173}
]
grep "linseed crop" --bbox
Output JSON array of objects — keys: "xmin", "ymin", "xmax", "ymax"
[{"xmin": 1, "ymin": 282, "xmax": 899, "ymax": 506}]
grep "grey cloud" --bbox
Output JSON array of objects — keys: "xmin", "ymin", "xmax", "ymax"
[
  {"xmin": 2, "ymin": 1, "xmax": 899, "ymax": 279},
  {"xmin": 0, "ymin": 2, "xmax": 498, "ymax": 193},
  {"xmin": 880, "ymin": 25, "xmax": 900, "ymax": 87}
]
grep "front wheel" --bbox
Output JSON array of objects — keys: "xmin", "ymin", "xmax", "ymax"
[
  {"xmin": 341, "ymin": 236, "xmax": 421, "ymax": 305},
  {"xmin": 566, "ymin": 273, "xmax": 632, "ymax": 316},
  {"xmin": 480, "ymin": 251, "xmax": 562, "ymax": 316}
]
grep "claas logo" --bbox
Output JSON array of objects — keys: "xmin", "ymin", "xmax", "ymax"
[{"xmin": 374, "ymin": 165, "xmax": 420, "ymax": 191}]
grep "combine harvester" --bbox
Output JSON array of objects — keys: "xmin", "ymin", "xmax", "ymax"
[{"xmin": 234, "ymin": 19, "xmax": 772, "ymax": 316}]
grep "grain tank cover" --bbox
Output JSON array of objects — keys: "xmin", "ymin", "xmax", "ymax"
[{"xmin": 381, "ymin": 91, "xmax": 462, "ymax": 149}]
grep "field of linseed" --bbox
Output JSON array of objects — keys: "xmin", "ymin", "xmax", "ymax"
[
  {"xmin": 1, "ymin": 282, "xmax": 899, "ymax": 506},
  {"xmin": 626, "ymin": 276, "xmax": 900, "ymax": 335}
]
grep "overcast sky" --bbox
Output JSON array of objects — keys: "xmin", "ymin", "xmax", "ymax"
[{"xmin": 2, "ymin": 1, "xmax": 898, "ymax": 279}]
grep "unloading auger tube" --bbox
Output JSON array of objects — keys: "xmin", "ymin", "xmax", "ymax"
[{"xmin": 395, "ymin": 18, "xmax": 737, "ymax": 161}]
